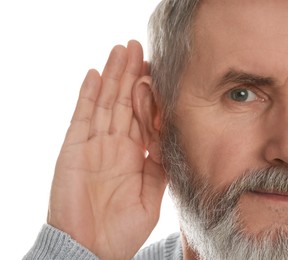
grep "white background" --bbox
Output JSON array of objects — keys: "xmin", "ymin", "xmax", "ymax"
[{"xmin": 0, "ymin": 1, "xmax": 179, "ymax": 258}]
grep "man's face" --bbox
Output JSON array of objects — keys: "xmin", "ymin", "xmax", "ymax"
[{"xmin": 169, "ymin": 0, "xmax": 288, "ymax": 258}]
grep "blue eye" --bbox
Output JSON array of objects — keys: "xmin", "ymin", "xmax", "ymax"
[{"xmin": 228, "ymin": 88, "xmax": 257, "ymax": 102}]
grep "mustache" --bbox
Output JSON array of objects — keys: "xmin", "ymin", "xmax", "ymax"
[{"xmin": 201, "ymin": 166, "xmax": 288, "ymax": 229}]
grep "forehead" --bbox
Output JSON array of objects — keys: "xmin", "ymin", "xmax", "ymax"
[{"xmin": 192, "ymin": 0, "xmax": 288, "ymax": 80}]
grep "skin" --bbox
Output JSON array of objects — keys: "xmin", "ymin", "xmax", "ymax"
[
  {"xmin": 48, "ymin": 1, "xmax": 288, "ymax": 260},
  {"xmin": 175, "ymin": 0, "xmax": 288, "ymax": 258},
  {"xmin": 48, "ymin": 41, "xmax": 166, "ymax": 260}
]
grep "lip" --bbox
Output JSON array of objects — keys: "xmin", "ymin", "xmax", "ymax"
[{"xmin": 252, "ymin": 190, "xmax": 288, "ymax": 203}]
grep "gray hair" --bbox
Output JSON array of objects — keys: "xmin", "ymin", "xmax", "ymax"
[{"xmin": 148, "ymin": 0, "xmax": 201, "ymax": 123}]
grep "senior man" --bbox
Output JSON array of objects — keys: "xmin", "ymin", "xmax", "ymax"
[{"xmin": 25, "ymin": 0, "xmax": 288, "ymax": 259}]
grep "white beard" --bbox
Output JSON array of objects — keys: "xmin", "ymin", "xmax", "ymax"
[
  {"xmin": 161, "ymin": 122, "xmax": 288, "ymax": 260},
  {"xmin": 178, "ymin": 200, "xmax": 288, "ymax": 260}
]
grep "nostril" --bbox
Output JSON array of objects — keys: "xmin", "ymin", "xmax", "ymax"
[{"xmin": 272, "ymin": 158, "xmax": 288, "ymax": 167}]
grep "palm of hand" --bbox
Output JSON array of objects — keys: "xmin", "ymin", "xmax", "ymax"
[{"xmin": 48, "ymin": 41, "xmax": 166, "ymax": 260}]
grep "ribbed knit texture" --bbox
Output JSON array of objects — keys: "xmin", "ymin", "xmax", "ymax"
[
  {"xmin": 23, "ymin": 225, "xmax": 99, "ymax": 260},
  {"xmin": 134, "ymin": 233, "xmax": 183, "ymax": 260},
  {"xmin": 23, "ymin": 225, "xmax": 182, "ymax": 260}
]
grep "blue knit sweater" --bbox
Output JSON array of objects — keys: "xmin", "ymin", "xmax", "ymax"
[{"xmin": 23, "ymin": 225, "xmax": 183, "ymax": 260}]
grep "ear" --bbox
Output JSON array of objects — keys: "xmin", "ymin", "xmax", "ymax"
[{"xmin": 132, "ymin": 75, "xmax": 161, "ymax": 164}]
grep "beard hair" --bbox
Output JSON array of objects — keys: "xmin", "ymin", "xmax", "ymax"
[{"xmin": 161, "ymin": 121, "xmax": 288, "ymax": 260}]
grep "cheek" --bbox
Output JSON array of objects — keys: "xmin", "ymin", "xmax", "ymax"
[
  {"xmin": 180, "ymin": 117, "xmax": 262, "ymax": 188},
  {"xmin": 208, "ymin": 131, "xmax": 250, "ymax": 186}
]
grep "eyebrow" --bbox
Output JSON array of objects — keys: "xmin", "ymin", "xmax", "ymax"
[{"xmin": 217, "ymin": 69, "xmax": 277, "ymax": 88}]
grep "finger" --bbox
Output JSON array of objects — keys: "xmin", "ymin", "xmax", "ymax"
[
  {"xmin": 89, "ymin": 45, "xmax": 128, "ymax": 136},
  {"xmin": 64, "ymin": 69, "xmax": 101, "ymax": 145},
  {"xmin": 141, "ymin": 61, "xmax": 150, "ymax": 76},
  {"xmin": 109, "ymin": 40, "xmax": 144, "ymax": 135}
]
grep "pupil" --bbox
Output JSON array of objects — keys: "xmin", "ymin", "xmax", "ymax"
[{"xmin": 232, "ymin": 89, "xmax": 248, "ymax": 101}]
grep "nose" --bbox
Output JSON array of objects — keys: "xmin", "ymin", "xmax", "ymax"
[{"xmin": 263, "ymin": 104, "xmax": 288, "ymax": 166}]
